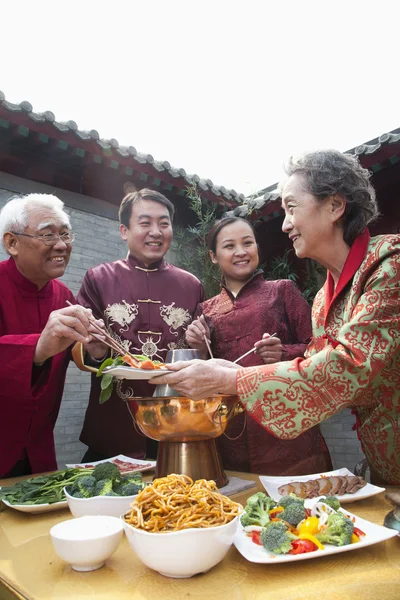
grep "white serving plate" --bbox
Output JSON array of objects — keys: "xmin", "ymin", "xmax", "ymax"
[
  {"xmin": 102, "ymin": 366, "xmax": 172, "ymax": 380},
  {"xmin": 66, "ymin": 454, "xmax": 156, "ymax": 474},
  {"xmin": 233, "ymin": 507, "xmax": 397, "ymax": 564},
  {"xmin": 0, "ymin": 494, "xmax": 68, "ymax": 514},
  {"xmin": 259, "ymin": 468, "xmax": 385, "ymax": 504}
]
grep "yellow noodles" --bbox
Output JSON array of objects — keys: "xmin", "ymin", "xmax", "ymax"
[{"xmin": 123, "ymin": 474, "xmax": 242, "ymax": 532}]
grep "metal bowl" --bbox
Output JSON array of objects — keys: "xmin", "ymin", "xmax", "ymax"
[
  {"xmin": 153, "ymin": 348, "xmax": 204, "ymax": 398},
  {"xmin": 126, "ymin": 395, "xmax": 242, "ymax": 442}
]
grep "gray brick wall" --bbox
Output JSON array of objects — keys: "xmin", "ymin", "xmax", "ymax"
[{"xmin": 0, "ymin": 173, "xmax": 366, "ymax": 473}]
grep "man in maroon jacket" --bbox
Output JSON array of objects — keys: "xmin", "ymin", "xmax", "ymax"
[
  {"xmin": 0, "ymin": 193, "xmax": 99, "ymax": 478},
  {"xmin": 77, "ymin": 189, "xmax": 205, "ymax": 462}
]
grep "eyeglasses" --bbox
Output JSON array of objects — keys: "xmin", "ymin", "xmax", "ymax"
[{"xmin": 11, "ymin": 231, "xmax": 76, "ymax": 246}]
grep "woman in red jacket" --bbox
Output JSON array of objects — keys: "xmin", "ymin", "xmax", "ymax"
[{"xmin": 186, "ymin": 216, "xmax": 332, "ymax": 475}]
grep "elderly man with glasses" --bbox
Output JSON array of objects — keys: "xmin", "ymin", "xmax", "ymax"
[{"xmin": 0, "ymin": 193, "xmax": 101, "ymax": 478}]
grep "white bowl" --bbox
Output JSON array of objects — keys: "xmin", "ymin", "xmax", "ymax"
[
  {"xmin": 50, "ymin": 515, "xmax": 123, "ymax": 571},
  {"xmin": 64, "ymin": 487, "xmax": 137, "ymax": 518},
  {"xmin": 122, "ymin": 516, "xmax": 239, "ymax": 578}
]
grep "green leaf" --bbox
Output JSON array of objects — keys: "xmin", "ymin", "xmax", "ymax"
[
  {"xmin": 96, "ymin": 357, "xmax": 116, "ymax": 377},
  {"xmin": 100, "ymin": 373, "xmax": 113, "ymax": 390},
  {"xmin": 100, "ymin": 384, "xmax": 113, "ymax": 404}
]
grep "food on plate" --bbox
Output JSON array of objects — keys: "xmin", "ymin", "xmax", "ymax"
[
  {"xmin": 240, "ymin": 491, "xmax": 362, "ymax": 556},
  {"xmin": 96, "ymin": 354, "xmax": 167, "ymax": 403},
  {"xmin": 66, "ymin": 461, "xmax": 145, "ymax": 498},
  {"xmin": 121, "ymin": 354, "xmax": 168, "ymax": 370},
  {"xmin": 277, "ymin": 475, "xmax": 367, "ymax": 498},
  {"xmin": 76, "ymin": 457, "xmax": 151, "ymax": 475},
  {"xmin": 123, "ymin": 473, "xmax": 242, "ymax": 532},
  {"xmin": 0, "ymin": 467, "xmax": 107, "ymax": 506}
]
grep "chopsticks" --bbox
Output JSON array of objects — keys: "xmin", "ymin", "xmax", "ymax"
[
  {"xmin": 66, "ymin": 300, "xmax": 141, "ymax": 367},
  {"xmin": 204, "ymin": 335, "xmax": 214, "ymax": 359},
  {"xmin": 233, "ymin": 333, "xmax": 277, "ymax": 364}
]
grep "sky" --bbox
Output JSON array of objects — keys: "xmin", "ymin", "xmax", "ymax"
[{"xmin": 1, "ymin": 1, "xmax": 399, "ymax": 196}]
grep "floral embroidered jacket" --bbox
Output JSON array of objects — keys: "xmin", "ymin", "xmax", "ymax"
[
  {"xmin": 77, "ymin": 254, "xmax": 204, "ymax": 458},
  {"xmin": 237, "ymin": 232, "xmax": 400, "ymax": 484},
  {"xmin": 203, "ymin": 273, "xmax": 332, "ymax": 475}
]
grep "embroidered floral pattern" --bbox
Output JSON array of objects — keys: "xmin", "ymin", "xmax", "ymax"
[
  {"xmin": 237, "ymin": 235, "xmax": 400, "ymax": 484},
  {"xmin": 104, "ymin": 301, "xmax": 138, "ymax": 332}
]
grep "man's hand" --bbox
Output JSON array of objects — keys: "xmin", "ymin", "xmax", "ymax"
[
  {"xmin": 150, "ymin": 358, "xmax": 238, "ymax": 400},
  {"xmin": 254, "ymin": 333, "xmax": 282, "ymax": 364},
  {"xmin": 33, "ymin": 305, "xmax": 103, "ymax": 365},
  {"xmin": 185, "ymin": 315, "xmax": 211, "ymax": 357},
  {"xmin": 84, "ymin": 321, "xmax": 108, "ymax": 360}
]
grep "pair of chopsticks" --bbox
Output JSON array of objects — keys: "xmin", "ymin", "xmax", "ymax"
[
  {"xmin": 233, "ymin": 333, "xmax": 277, "ymax": 364},
  {"xmin": 66, "ymin": 301, "xmax": 141, "ymax": 367}
]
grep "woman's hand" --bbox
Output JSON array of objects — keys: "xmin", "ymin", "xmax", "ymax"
[
  {"xmin": 150, "ymin": 358, "xmax": 238, "ymax": 400},
  {"xmin": 185, "ymin": 315, "xmax": 211, "ymax": 357},
  {"xmin": 254, "ymin": 333, "xmax": 283, "ymax": 364}
]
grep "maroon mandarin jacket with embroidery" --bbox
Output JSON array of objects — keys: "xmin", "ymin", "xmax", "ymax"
[
  {"xmin": 77, "ymin": 254, "xmax": 204, "ymax": 458},
  {"xmin": 202, "ymin": 274, "xmax": 332, "ymax": 475}
]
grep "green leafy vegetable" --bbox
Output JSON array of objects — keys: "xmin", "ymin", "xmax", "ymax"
[{"xmin": 96, "ymin": 354, "xmax": 155, "ymax": 403}]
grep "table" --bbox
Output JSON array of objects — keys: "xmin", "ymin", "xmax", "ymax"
[{"xmin": 1, "ymin": 472, "xmax": 399, "ymax": 600}]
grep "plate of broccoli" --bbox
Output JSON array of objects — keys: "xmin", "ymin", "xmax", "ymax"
[
  {"xmin": 233, "ymin": 492, "xmax": 397, "ymax": 563},
  {"xmin": 64, "ymin": 460, "xmax": 146, "ymax": 499}
]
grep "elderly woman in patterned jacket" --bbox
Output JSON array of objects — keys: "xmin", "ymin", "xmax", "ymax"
[
  {"xmin": 76, "ymin": 189, "xmax": 204, "ymax": 462},
  {"xmin": 153, "ymin": 150, "xmax": 400, "ymax": 486}
]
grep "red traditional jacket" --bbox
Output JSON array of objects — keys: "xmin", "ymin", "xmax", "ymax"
[
  {"xmin": 237, "ymin": 233, "xmax": 400, "ymax": 485},
  {"xmin": 0, "ymin": 258, "xmax": 74, "ymax": 476},
  {"xmin": 77, "ymin": 254, "xmax": 204, "ymax": 458},
  {"xmin": 203, "ymin": 273, "xmax": 332, "ymax": 475}
]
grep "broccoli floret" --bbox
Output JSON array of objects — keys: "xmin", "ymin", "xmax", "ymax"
[
  {"xmin": 280, "ymin": 503, "xmax": 306, "ymax": 527},
  {"xmin": 119, "ymin": 482, "xmax": 143, "ymax": 496},
  {"xmin": 92, "ymin": 462, "xmax": 121, "ymax": 483},
  {"xmin": 240, "ymin": 492, "xmax": 276, "ymax": 528},
  {"xmin": 94, "ymin": 478, "xmax": 114, "ymax": 496},
  {"xmin": 260, "ymin": 521, "xmax": 297, "ymax": 554},
  {"xmin": 104, "ymin": 491, "xmax": 119, "ymax": 497},
  {"xmin": 322, "ymin": 496, "xmax": 341, "ymax": 511},
  {"xmin": 72, "ymin": 491, "xmax": 85, "ymax": 499},
  {"xmin": 70, "ymin": 475, "xmax": 96, "ymax": 498},
  {"xmin": 315, "ymin": 512, "xmax": 354, "ymax": 546},
  {"xmin": 279, "ymin": 493, "xmax": 304, "ymax": 508}
]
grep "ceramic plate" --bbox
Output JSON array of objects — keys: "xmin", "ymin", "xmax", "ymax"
[
  {"xmin": 233, "ymin": 508, "xmax": 397, "ymax": 564},
  {"xmin": 102, "ymin": 366, "xmax": 172, "ymax": 380},
  {"xmin": 66, "ymin": 454, "xmax": 156, "ymax": 474},
  {"xmin": 0, "ymin": 494, "xmax": 68, "ymax": 514},
  {"xmin": 259, "ymin": 468, "xmax": 385, "ymax": 504}
]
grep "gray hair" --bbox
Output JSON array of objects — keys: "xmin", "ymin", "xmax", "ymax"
[
  {"xmin": 283, "ymin": 150, "xmax": 379, "ymax": 246},
  {"xmin": 0, "ymin": 193, "xmax": 71, "ymax": 250}
]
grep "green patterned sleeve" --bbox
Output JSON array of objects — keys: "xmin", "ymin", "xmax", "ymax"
[{"xmin": 236, "ymin": 251, "xmax": 400, "ymax": 439}]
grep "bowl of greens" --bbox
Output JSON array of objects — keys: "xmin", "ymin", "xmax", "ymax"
[{"xmin": 64, "ymin": 460, "xmax": 146, "ymax": 518}]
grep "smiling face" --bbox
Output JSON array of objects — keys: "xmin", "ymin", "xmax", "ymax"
[
  {"xmin": 210, "ymin": 220, "xmax": 258, "ymax": 287},
  {"xmin": 4, "ymin": 207, "xmax": 72, "ymax": 289},
  {"xmin": 120, "ymin": 199, "xmax": 173, "ymax": 266},
  {"xmin": 281, "ymin": 173, "xmax": 340, "ymax": 261}
]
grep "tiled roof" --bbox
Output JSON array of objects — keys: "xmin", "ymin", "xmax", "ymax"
[
  {"xmin": 228, "ymin": 127, "xmax": 400, "ymax": 222},
  {"xmin": 0, "ymin": 90, "xmax": 246, "ymax": 206}
]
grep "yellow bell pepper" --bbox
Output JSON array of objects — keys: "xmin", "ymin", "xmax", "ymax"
[
  {"xmin": 298, "ymin": 533, "xmax": 325, "ymax": 550},
  {"xmin": 297, "ymin": 516, "xmax": 320, "ymax": 536},
  {"xmin": 351, "ymin": 533, "xmax": 360, "ymax": 544}
]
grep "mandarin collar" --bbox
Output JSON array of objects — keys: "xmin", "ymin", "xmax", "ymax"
[
  {"xmin": 221, "ymin": 269, "xmax": 264, "ymax": 299},
  {"xmin": 325, "ymin": 228, "xmax": 370, "ymax": 318},
  {"xmin": 5, "ymin": 257, "xmax": 53, "ymax": 296},
  {"xmin": 127, "ymin": 253, "xmax": 167, "ymax": 272}
]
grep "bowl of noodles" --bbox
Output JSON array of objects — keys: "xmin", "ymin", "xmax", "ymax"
[{"xmin": 121, "ymin": 474, "xmax": 242, "ymax": 578}]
